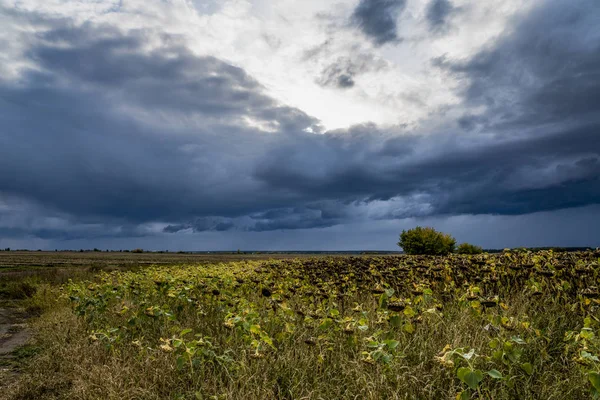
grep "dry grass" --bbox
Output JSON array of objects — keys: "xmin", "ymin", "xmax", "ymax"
[
  {"xmin": 5, "ymin": 292, "xmax": 587, "ymax": 399},
  {"xmin": 0, "ymin": 251, "xmax": 348, "ymax": 272}
]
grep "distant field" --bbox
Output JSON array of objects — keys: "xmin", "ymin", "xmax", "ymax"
[
  {"xmin": 2, "ymin": 250, "xmax": 599, "ymax": 399},
  {"xmin": 0, "ymin": 251, "xmax": 348, "ymax": 272}
]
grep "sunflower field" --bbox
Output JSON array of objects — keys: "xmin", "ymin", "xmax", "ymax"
[{"xmin": 7, "ymin": 250, "xmax": 600, "ymax": 399}]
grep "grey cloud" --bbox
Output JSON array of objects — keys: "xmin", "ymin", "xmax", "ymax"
[
  {"xmin": 337, "ymin": 74, "xmax": 354, "ymax": 88},
  {"xmin": 254, "ymin": 121, "xmax": 600, "ymax": 218},
  {"xmin": 456, "ymin": 114, "xmax": 486, "ymax": 131},
  {"xmin": 164, "ymin": 218, "xmax": 234, "ymax": 233},
  {"xmin": 0, "ymin": 21, "xmax": 321, "ymax": 229},
  {"xmin": 0, "ymin": 226, "xmax": 150, "ymax": 241},
  {"xmin": 29, "ymin": 25, "xmax": 319, "ymax": 131},
  {"xmin": 249, "ymin": 207, "xmax": 336, "ymax": 232},
  {"xmin": 426, "ymin": 0, "xmax": 455, "ymax": 32},
  {"xmin": 0, "ymin": 197, "xmax": 154, "ymax": 241},
  {"xmin": 351, "ymin": 0, "xmax": 406, "ymax": 46},
  {"xmin": 316, "ymin": 54, "xmax": 387, "ymax": 89},
  {"xmin": 163, "ymin": 206, "xmax": 347, "ymax": 233},
  {"xmin": 190, "ymin": 0, "xmax": 222, "ymax": 15},
  {"xmin": 437, "ymin": 0, "xmax": 600, "ymax": 129}
]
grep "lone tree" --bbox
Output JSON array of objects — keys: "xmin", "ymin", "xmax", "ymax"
[
  {"xmin": 456, "ymin": 242, "xmax": 483, "ymax": 254},
  {"xmin": 398, "ymin": 226, "xmax": 456, "ymax": 255}
]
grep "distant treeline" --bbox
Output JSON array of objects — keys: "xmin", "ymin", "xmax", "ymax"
[
  {"xmin": 0, "ymin": 248, "xmax": 402, "ymax": 254},
  {"xmin": 483, "ymin": 247, "xmax": 596, "ymax": 253},
  {"xmin": 0, "ymin": 247, "xmax": 596, "ymax": 254}
]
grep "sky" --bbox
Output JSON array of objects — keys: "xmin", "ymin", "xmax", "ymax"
[{"xmin": 0, "ymin": 0, "xmax": 599, "ymax": 251}]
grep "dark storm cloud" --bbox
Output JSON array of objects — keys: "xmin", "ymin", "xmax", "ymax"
[
  {"xmin": 0, "ymin": 198, "xmax": 152, "ymax": 240},
  {"xmin": 248, "ymin": 203, "xmax": 359, "ymax": 231},
  {"xmin": 27, "ymin": 25, "xmax": 318, "ymax": 129},
  {"xmin": 164, "ymin": 218, "xmax": 234, "ymax": 233},
  {"xmin": 1, "ymin": 0, "xmax": 600, "ymax": 243},
  {"xmin": 250, "ymin": 208, "xmax": 334, "ymax": 231},
  {"xmin": 0, "ymin": 225, "xmax": 149, "ymax": 241},
  {"xmin": 436, "ymin": 0, "xmax": 600, "ymax": 128},
  {"xmin": 0, "ymin": 227, "xmax": 77, "ymax": 241},
  {"xmin": 163, "ymin": 206, "xmax": 347, "ymax": 233},
  {"xmin": 254, "ymin": 122, "xmax": 600, "ymax": 217},
  {"xmin": 0, "ymin": 21, "xmax": 321, "ymax": 228},
  {"xmin": 426, "ymin": 0, "xmax": 455, "ymax": 31},
  {"xmin": 351, "ymin": 0, "xmax": 406, "ymax": 46}
]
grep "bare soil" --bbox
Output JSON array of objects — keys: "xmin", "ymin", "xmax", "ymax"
[{"xmin": 0, "ymin": 306, "xmax": 31, "ymax": 391}]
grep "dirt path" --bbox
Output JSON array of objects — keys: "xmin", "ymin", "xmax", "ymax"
[
  {"xmin": 0, "ymin": 306, "xmax": 31, "ymax": 389},
  {"xmin": 0, "ymin": 308, "xmax": 30, "ymax": 353}
]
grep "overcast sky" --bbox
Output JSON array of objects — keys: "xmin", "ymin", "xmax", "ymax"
[{"xmin": 1, "ymin": 0, "xmax": 599, "ymax": 250}]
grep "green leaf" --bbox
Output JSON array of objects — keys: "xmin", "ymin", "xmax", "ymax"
[
  {"xmin": 249, "ymin": 325, "xmax": 261, "ymax": 335},
  {"xmin": 457, "ymin": 367, "xmax": 468, "ymax": 381},
  {"xmin": 379, "ymin": 293, "xmax": 388, "ymax": 309},
  {"xmin": 589, "ymin": 371, "xmax": 600, "ymax": 391},
  {"xmin": 457, "ymin": 390, "xmax": 470, "ymax": 400},
  {"xmin": 582, "ymin": 351, "xmax": 600, "ymax": 362},
  {"xmin": 319, "ymin": 318, "xmax": 334, "ymax": 331},
  {"xmin": 506, "ymin": 347, "xmax": 522, "ymax": 363},
  {"xmin": 581, "ymin": 328, "xmax": 595, "ymax": 340},
  {"xmin": 180, "ymin": 329, "xmax": 192, "ymax": 337},
  {"xmin": 521, "ymin": 362, "xmax": 533, "ymax": 375},
  {"xmin": 372, "ymin": 349, "xmax": 383, "ymax": 360},
  {"xmin": 492, "ymin": 350, "xmax": 503, "ymax": 361},
  {"xmin": 389, "ymin": 315, "xmax": 402, "ymax": 328},
  {"xmin": 511, "ymin": 336, "xmax": 526, "ymax": 344},
  {"xmin": 176, "ymin": 356, "xmax": 185, "ymax": 370},
  {"xmin": 457, "ymin": 367, "xmax": 484, "ymax": 390},
  {"xmin": 487, "ymin": 369, "xmax": 503, "ymax": 379},
  {"xmin": 385, "ymin": 288, "xmax": 395, "ymax": 297},
  {"xmin": 383, "ymin": 339, "xmax": 399, "ymax": 349},
  {"xmin": 403, "ymin": 322, "xmax": 415, "ymax": 334},
  {"xmin": 260, "ymin": 333, "xmax": 275, "ymax": 349},
  {"xmin": 403, "ymin": 306, "xmax": 416, "ymax": 318}
]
